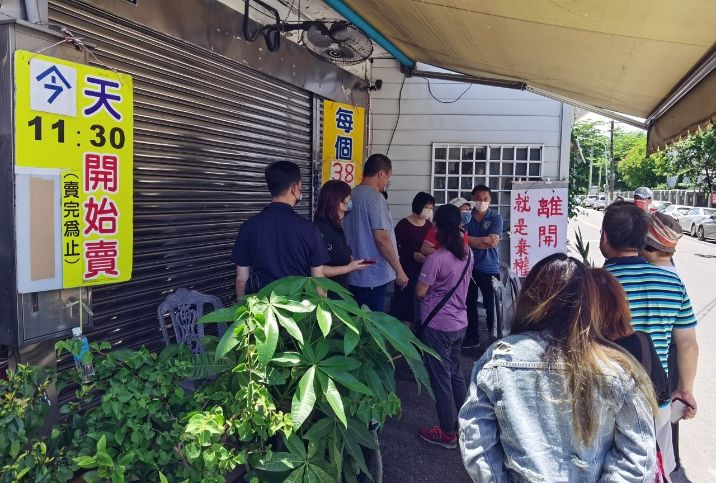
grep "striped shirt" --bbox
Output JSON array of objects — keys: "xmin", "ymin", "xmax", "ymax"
[{"xmin": 605, "ymin": 257, "xmax": 697, "ymax": 374}]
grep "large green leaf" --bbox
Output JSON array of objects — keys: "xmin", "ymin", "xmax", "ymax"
[
  {"xmin": 284, "ymin": 466, "xmax": 306, "ymax": 483},
  {"xmin": 405, "ymin": 354, "xmax": 434, "ymax": 399},
  {"xmin": 252, "ymin": 451, "xmax": 303, "ymax": 472},
  {"xmin": 361, "ymin": 320, "xmax": 392, "ymax": 364},
  {"xmin": 363, "ymin": 368, "xmax": 386, "ymax": 399},
  {"xmin": 347, "ymin": 419, "xmax": 378, "ymax": 450},
  {"xmin": 272, "ymin": 307, "xmax": 304, "ymax": 345},
  {"xmin": 283, "ymin": 433, "xmax": 307, "ymax": 460},
  {"xmin": 364, "ymin": 313, "xmax": 421, "ymax": 361},
  {"xmin": 291, "ymin": 366, "xmax": 317, "ymax": 429},
  {"xmin": 339, "ymin": 425, "xmax": 372, "ymax": 479},
  {"xmin": 310, "ymin": 277, "xmax": 355, "ymax": 301},
  {"xmin": 319, "ymin": 368, "xmax": 373, "ymax": 396},
  {"xmin": 188, "ymin": 353, "xmax": 232, "ymax": 379},
  {"xmin": 343, "ymin": 329, "xmax": 360, "ymax": 356},
  {"xmin": 257, "ymin": 276, "xmax": 307, "ymax": 298},
  {"xmin": 197, "ymin": 303, "xmax": 242, "ymax": 324},
  {"xmin": 256, "ymin": 308, "xmax": 280, "ymax": 364},
  {"xmin": 214, "ymin": 321, "xmax": 242, "ymax": 360},
  {"xmin": 318, "ymin": 355, "xmax": 361, "ymax": 372},
  {"xmin": 303, "ymin": 417, "xmax": 335, "ymax": 443},
  {"xmin": 316, "ymin": 303, "xmax": 333, "ymax": 337},
  {"xmin": 317, "ymin": 372, "xmax": 347, "ymax": 428},
  {"xmin": 271, "ymin": 352, "xmax": 302, "ymax": 366},
  {"xmin": 306, "ymin": 463, "xmax": 337, "ymax": 483},
  {"xmin": 275, "ymin": 300, "xmax": 316, "ymax": 314}
]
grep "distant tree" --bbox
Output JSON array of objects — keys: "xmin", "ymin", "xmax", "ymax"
[
  {"xmin": 662, "ymin": 126, "xmax": 716, "ymax": 206},
  {"xmin": 616, "ymin": 142, "xmax": 667, "ymax": 189}
]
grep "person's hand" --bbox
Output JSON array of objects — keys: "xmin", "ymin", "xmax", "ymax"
[
  {"xmin": 487, "ymin": 234, "xmax": 500, "ymax": 247},
  {"xmin": 396, "ymin": 270, "xmax": 410, "ymax": 289},
  {"xmin": 413, "ymin": 251, "xmax": 426, "ymax": 263},
  {"xmin": 672, "ymin": 390, "xmax": 697, "ymax": 420},
  {"xmin": 349, "ymin": 259, "xmax": 370, "ymax": 272}
]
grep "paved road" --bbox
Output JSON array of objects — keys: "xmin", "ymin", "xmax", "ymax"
[{"xmin": 570, "ymin": 209, "xmax": 716, "ymax": 482}]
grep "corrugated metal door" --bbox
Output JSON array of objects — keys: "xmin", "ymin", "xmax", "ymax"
[{"xmin": 48, "ymin": 0, "xmax": 315, "ymax": 352}]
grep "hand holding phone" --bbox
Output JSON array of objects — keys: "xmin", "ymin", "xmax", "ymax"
[{"xmin": 361, "ymin": 259, "xmax": 377, "ymax": 265}]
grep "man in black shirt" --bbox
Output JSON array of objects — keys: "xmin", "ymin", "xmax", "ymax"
[{"xmin": 231, "ymin": 161, "xmax": 329, "ymax": 297}]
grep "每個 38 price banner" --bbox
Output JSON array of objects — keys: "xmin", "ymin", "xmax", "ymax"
[
  {"xmin": 15, "ymin": 50, "xmax": 133, "ymax": 289},
  {"xmin": 321, "ymin": 100, "xmax": 365, "ymax": 187}
]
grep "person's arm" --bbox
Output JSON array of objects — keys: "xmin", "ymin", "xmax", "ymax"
[
  {"xmin": 415, "ymin": 281, "xmax": 429, "ymax": 299},
  {"xmin": 235, "ymin": 266, "xmax": 250, "ymax": 299},
  {"xmin": 468, "ymin": 235, "xmax": 498, "ymax": 249},
  {"xmin": 672, "ymin": 328, "xmax": 699, "ymax": 418},
  {"xmin": 459, "ymin": 362, "xmax": 508, "ymax": 482},
  {"xmin": 420, "ymin": 239, "xmax": 437, "ymax": 256},
  {"xmin": 323, "ymin": 260, "xmax": 368, "ymax": 278},
  {"xmin": 598, "ymin": 378, "xmax": 656, "ymax": 482},
  {"xmin": 373, "ymin": 229, "xmax": 409, "ymax": 288}
]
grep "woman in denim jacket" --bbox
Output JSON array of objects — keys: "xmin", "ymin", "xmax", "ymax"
[{"xmin": 459, "ymin": 254, "xmax": 658, "ymax": 482}]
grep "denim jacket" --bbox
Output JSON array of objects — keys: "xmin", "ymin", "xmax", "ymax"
[{"xmin": 459, "ymin": 332, "xmax": 656, "ymax": 482}]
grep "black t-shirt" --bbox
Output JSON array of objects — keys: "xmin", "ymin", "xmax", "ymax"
[
  {"xmin": 314, "ymin": 218, "xmax": 352, "ymax": 288},
  {"xmin": 231, "ymin": 203, "xmax": 329, "ymax": 292},
  {"xmin": 615, "ymin": 332, "xmax": 670, "ymax": 405}
]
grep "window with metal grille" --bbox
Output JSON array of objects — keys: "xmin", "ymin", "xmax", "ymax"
[{"xmin": 431, "ymin": 143, "xmax": 543, "ymax": 219}]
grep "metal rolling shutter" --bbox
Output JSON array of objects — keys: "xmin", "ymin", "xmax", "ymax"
[{"xmin": 48, "ymin": 0, "xmax": 315, "ymax": 352}]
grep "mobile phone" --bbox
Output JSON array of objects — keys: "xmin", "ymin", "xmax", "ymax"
[
  {"xmin": 671, "ymin": 398, "xmax": 692, "ymax": 423},
  {"xmin": 361, "ymin": 259, "xmax": 377, "ymax": 265}
]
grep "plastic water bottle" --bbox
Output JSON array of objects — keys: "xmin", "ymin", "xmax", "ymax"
[{"xmin": 71, "ymin": 327, "xmax": 95, "ymax": 381}]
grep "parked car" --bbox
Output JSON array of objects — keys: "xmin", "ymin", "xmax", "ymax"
[
  {"xmin": 678, "ymin": 207, "xmax": 716, "ymax": 236},
  {"xmin": 696, "ymin": 214, "xmax": 716, "ymax": 241},
  {"xmin": 583, "ymin": 195, "xmax": 598, "ymax": 208},
  {"xmin": 650, "ymin": 200, "xmax": 671, "ymax": 213},
  {"xmin": 594, "ymin": 195, "xmax": 607, "ymax": 210},
  {"xmin": 660, "ymin": 204, "xmax": 691, "ymax": 220}
]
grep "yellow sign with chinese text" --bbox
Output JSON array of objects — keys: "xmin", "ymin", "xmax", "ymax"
[
  {"xmin": 15, "ymin": 50, "xmax": 133, "ymax": 289},
  {"xmin": 321, "ymin": 100, "xmax": 365, "ymax": 187}
]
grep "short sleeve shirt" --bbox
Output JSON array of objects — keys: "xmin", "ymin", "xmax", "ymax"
[
  {"xmin": 605, "ymin": 256, "xmax": 697, "ymax": 374},
  {"xmin": 343, "ymin": 185, "xmax": 396, "ymax": 287},
  {"xmin": 464, "ymin": 209, "xmax": 503, "ymax": 274},
  {"xmin": 419, "ymin": 249, "xmax": 473, "ymax": 332},
  {"xmin": 230, "ymin": 203, "xmax": 329, "ymax": 292}
]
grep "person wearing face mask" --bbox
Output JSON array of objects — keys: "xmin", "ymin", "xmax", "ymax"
[
  {"xmin": 231, "ymin": 161, "xmax": 329, "ymax": 298},
  {"xmin": 463, "ymin": 185, "xmax": 504, "ymax": 349},
  {"xmin": 420, "ymin": 197, "xmax": 472, "ymax": 257},
  {"xmin": 313, "ymin": 180, "xmax": 370, "ymax": 289},
  {"xmin": 633, "ymin": 186, "xmax": 654, "ymax": 211},
  {"xmin": 343, "ymin": 154, "xmax": 410, "ymax": 312},
  {"xmin": 391, "ymin": 192, "xmax": 436, "ymax": 325}
]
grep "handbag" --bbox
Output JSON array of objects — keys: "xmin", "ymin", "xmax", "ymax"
[{"xmin": 414, "ymin": 250, "xmax": 472, "ymax": 339}]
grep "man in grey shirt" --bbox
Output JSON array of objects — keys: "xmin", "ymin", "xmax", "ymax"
[{"xmin": 344, "ymin": 154, "xmax": 409, "ymax": 312}]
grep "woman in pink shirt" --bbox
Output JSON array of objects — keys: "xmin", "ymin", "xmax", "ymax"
[{"xmin": 415, "ymin": 204, "xmax": 473, "ymax": 449}]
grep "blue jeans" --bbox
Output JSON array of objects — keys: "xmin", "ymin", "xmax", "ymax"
[{"xmin": 349, "ymin": 283, "xmax": 389, "ymax": 313}]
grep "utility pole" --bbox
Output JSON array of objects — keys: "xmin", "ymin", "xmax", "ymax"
[
  {"xmin": 609, "ymin": 120, "xmax": 615, "ymax": 201},
  {"xmin": 597, "ymin": 162, "xmax": 602, "ymax": 192},
  {"xmin": 589, "ymin": 146, "xmax": 594, "ymax": 194}
]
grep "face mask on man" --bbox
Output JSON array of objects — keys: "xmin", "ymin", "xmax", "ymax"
[
  {"xmin": 461, "ymin": 211, "xmax": 472, "ymax": 225},
  {"xmin": 346, "ymin": 199, "xmax": 353, "ymax": 212},
  {"xmin": 475, "ymin": 201, "xmax": 490, "ymax": 213},
  {"xmin": 420, "ymin": 208, "xmax": 433, "ymax": 221},
  {"xmin": 634, "ymin": 198, "xmax": 651, "ymax": 211},
  {"xmin": 292, "ymin": 184, "xmax": 302, "ymax": 205}
]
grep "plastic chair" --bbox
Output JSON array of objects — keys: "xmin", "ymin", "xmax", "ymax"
[{"xmin": 157, "ymin": 288, "xmax": 225, "ymax": 354}]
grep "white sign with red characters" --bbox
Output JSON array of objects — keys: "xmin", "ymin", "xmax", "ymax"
[{"xmin": 509, "ymin": 182, "xmax": 569, "ymax": 277}]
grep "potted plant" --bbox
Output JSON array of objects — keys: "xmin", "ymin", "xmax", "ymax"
[{"xmin": 196, "ymin": 276, "xmax": 436, "ymax": 482}]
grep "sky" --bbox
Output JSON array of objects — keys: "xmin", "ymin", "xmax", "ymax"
[{"xmin": 578, "ymin": 112, "xmax": 645, "ymax": 134}]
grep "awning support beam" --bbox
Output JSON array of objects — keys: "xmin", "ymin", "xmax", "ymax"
[{"xmin": 321, "ymin": 0, "xmax": 414, "ymax": 68}]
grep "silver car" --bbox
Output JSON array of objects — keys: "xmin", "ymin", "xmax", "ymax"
[
  {"xmin": 660, "ymin": 204, "xmax": 691, "ymax": 221},
  {"xmin": 679, "ymin": 207, "xmax": 716, "ymax": 236},
  {"xmin": 696, "ymin": 214, "xmax": 716, "ymax": 241}
]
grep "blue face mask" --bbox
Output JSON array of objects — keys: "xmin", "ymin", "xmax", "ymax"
[
  {"xmin": 461, "ymin": 211, "xmax": 472, "ymax": 225},
  {"xmin": 346, "ymin": 199, "xmax": 353, "ymax": 212}
]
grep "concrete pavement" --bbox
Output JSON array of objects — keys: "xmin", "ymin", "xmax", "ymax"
[{"xmin": 570, "ymin": 209, "xmax": 716, "ymax": 482}]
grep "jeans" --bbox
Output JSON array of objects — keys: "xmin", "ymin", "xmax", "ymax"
[
  {"xmin": 350, "ymin": 283, "xmax": 390, "ymax": 313},
  {"xmin": 422, "ymin": 326, "xmax": 467, "ymax": 433},
  {"xmin": 466, "ymin": 272, "xmax": 498, "ymax": 341}
]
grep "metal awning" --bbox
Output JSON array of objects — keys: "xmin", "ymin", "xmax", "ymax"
[{"xmin": 335, "ymin": 0, "xmax": 716, "ymax": 153}]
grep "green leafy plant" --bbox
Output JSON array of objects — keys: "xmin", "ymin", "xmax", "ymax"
[
  {"xmin": 198, "ymin": 276, "xmax": 436, "ymax": 482},
  {"xmin": 0, "ymin": 364, "xmax": 73, "ymax": 482},
  {"xmin": 573, "ymin": 227, "xmax": 593, "ymax": 267}
]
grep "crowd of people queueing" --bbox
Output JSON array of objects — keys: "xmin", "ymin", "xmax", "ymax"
[{"xmin": 231, "ymin": 156, "xmax": 699, "ymax": 481}]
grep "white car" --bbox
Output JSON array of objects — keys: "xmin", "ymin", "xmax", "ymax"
[
  {"xmin": 660, "ymin": 204, "xmax": 691, "ymax": 221},
  {"xmin": 594, "ymin": 195, "xmax": 607, "ymax": 210},
  {"xmin": 679, "ymin": 207, "xmax": 716, "ymax": 236},
  {"xmin": 583, "ymin": 195, "xmax": 598, "ymax": 208}
]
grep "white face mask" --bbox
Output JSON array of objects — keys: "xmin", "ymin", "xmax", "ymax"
[
  {"xmin": 476, "ymin": 201, "xmax": 490, "ymax": 213},
  {"xmin": 420, "ymin": 208, "xmax": 433, "ymax": 221}
]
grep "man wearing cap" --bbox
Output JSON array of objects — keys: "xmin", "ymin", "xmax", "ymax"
[
  {"xmin": 634, "ymin": 186, "xmax": 654, "ymax": 211},
  {"xmin": 420, "ymin": 197, "xmax": 472, "ymax": 256},
  {"xmin": 463, "ymin": 185, "xmax": 504, "ymax": 348}
]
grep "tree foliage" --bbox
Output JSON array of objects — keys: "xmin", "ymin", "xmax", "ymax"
[
  {"xmin": 660, "ymin": 126, "xmax": 716, "ymax": 199},
  {"xmin": 616, "ymin": 141, "xmax": 667, "ymax": 189}
]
